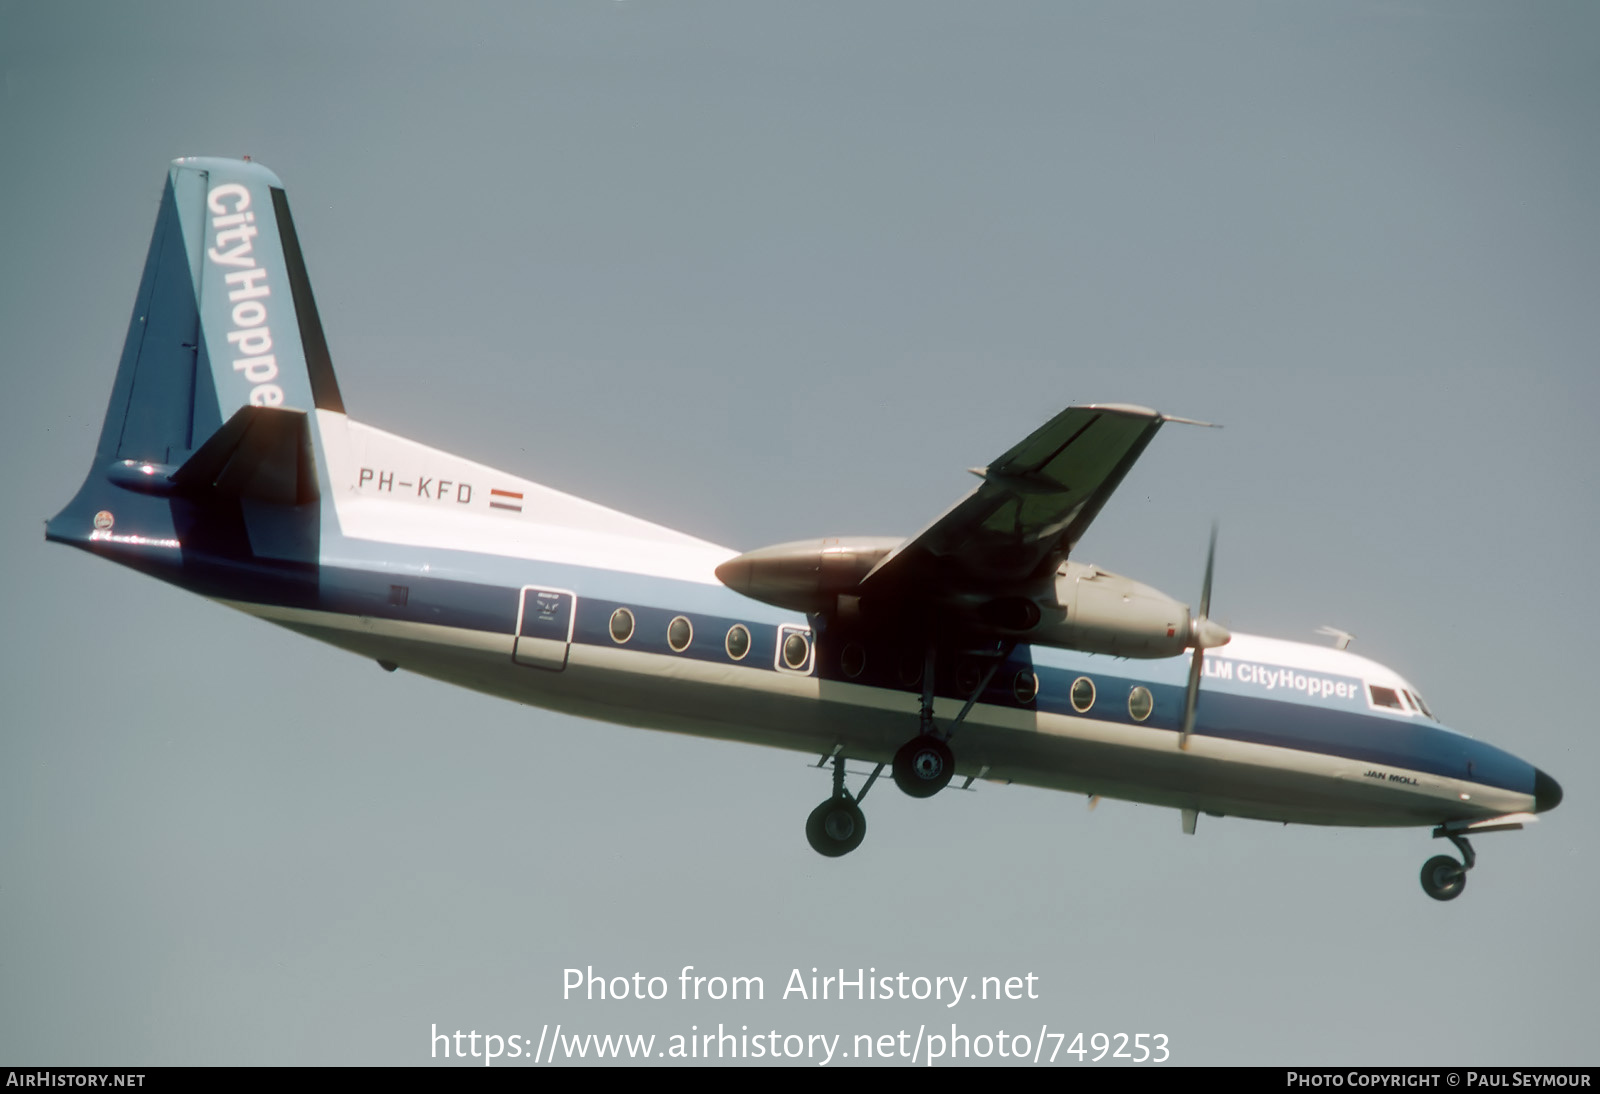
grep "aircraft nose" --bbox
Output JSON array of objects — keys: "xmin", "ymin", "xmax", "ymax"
[{"xmin": 1533, "ymin": 768, "xmax": 1563, "ymax": 813}]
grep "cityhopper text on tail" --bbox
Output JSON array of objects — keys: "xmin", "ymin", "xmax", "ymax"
[{"xmin": 48, "ymin": 158, "xmax": 1563, "ymax": 901}]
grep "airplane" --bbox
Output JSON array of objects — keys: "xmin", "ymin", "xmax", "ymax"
[{"xmin": 46, "ymin": 157, "xmax": 1562, "ymax": 902}]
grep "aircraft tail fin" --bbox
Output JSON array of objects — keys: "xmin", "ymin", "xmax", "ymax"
[{"xmin": 48, "ymin": 158, "xmax": 343, "ymax": 565}]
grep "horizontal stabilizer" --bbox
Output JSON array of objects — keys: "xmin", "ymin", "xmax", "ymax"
[{"xmin": 170, "ymin": 405, "xmax": 319, "ymax": 506}]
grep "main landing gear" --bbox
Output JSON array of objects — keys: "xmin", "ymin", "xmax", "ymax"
[
  {"xmin": 805, "ymin": 798, "xmax": 866, "ymax": 858},
  {"xmin": 1420, "ymin": 829, "xmax": 1476, "ymax": 902},
  {"xmin": 889, "ymin": 641, "xmax": 1010, "ymax": 799},
  {"xmin": 804, "ymin": 749, "xmax": 881, "ymax": 857},
  {"xmin": 805, "ymin": 640, "xmax": 1012, "ymax": 857},
  {"xmin": 892, "ymin": 736, "xmax": 954, "ymax": 798}
]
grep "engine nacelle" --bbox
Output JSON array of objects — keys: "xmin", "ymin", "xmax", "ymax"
[
  {"xmin": 715, "ymin": 537, "xmax": 903, "ymax": 613},
  {"xmin": 1020, "ymin": 561, "xmax": 1227, "ymax": 658},
  {"xmin": 716, "ymin": 542, "xmax": 1230, "ymax": 660}
]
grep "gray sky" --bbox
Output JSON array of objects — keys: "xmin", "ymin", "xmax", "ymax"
[{"xmin": 3, "ymin": 1, "xmax": 1596, "ymax": 1066}]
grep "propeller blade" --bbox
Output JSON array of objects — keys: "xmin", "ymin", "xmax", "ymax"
[
  {"xmin": 1180, "ymin": 646, "xmax": 1203, "ymax": 750},
  {"xmin": 1181, "ymin": 524, "xmax": 1219, "ymax": 751}
]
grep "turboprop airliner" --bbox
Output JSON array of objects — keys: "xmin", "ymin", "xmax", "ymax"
[{"xmin": 47, "ymin": 158, "xmax": 1562, "ymax": 901}]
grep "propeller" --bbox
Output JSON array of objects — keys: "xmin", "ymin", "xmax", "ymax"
[{"xmin": 1179, "ymin": 525, "xmax": 1229, "ymax": 750}]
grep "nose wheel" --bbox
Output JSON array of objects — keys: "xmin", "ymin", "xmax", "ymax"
[
  {"xmin": 1420, "ymin": 830, "xmax": 1475, "ymax": 902},
  {"xmin": 1420, "ymin": 855, "xmax": 1467, "ymax": 901}
]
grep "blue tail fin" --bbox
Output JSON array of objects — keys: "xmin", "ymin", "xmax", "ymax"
[{"xmin": 49, "ymin": 158, "xmax": 343, "ymax": 570}]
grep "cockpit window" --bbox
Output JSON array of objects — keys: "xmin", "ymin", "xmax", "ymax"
[
  {"xmin": 1406, "ymin": 689, "xmax": 1436, "ymax": 720},
  {"xmin": 1368, "ymin": 685, "xmax": 1405, "ymax": 711}
]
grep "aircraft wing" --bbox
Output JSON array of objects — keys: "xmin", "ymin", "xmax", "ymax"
[{"xmin": 858, "ymin": 404, "xmax": 1186, "ymax": 595}]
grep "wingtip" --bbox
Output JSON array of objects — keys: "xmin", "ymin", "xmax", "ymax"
[
  {"xmin": 1080, "ymin": 402, "xmax": 1162, "ymax": 419},
  {"xmin": 1076, "ymin": 404, "xmax": 1221, "ymax": 428}
]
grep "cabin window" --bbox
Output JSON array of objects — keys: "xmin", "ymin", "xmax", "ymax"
[
  {"xmin": 1070, "ymin": 676, "xmax": 1096, "ymax": 713},
  {"xmin": 1369, "ymin": 685, "xmax": 1404, "ymax": 711},
  {"xmin": 725, "ymin": 624, "xmax": 751, "ymax": 661},
  {"xmin": 1014, "ymin": 671, "xmax": 1039, "ymax": 704},
  {"xmin": 1128, "ymin": 685, "xmax": 1153, "ymax": 722},
  {"xmin": 840, "ymin": 642, "xmax": 866, "ymax": 678},
  {"xmin": 668, "ymin": 615, "xmax": 693, "ymax": 652},
  {"xmin": 782, "ymin": 631, "xmax": 811, "ymax": 670},
  {"xmin": 609, "ymin": 608, "xmax": 635, "ymax": 644}
]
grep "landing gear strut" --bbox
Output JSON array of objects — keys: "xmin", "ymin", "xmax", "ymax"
[
  {"xmin": 804, "ymin": 749, "xmax": 882, "ymax": 857},
  {"xmin": 890, "ymin": 640, "xmax": 1011, "ymax": 799},
  {"xmin": 1420, "ymin": 829, "xmax": 1476, "ymax": 902}
]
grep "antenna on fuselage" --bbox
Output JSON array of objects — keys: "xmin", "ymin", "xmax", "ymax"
[{"xmin": 1316, "ymin": 626, "xmax": 1355, "ymax": 651}]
